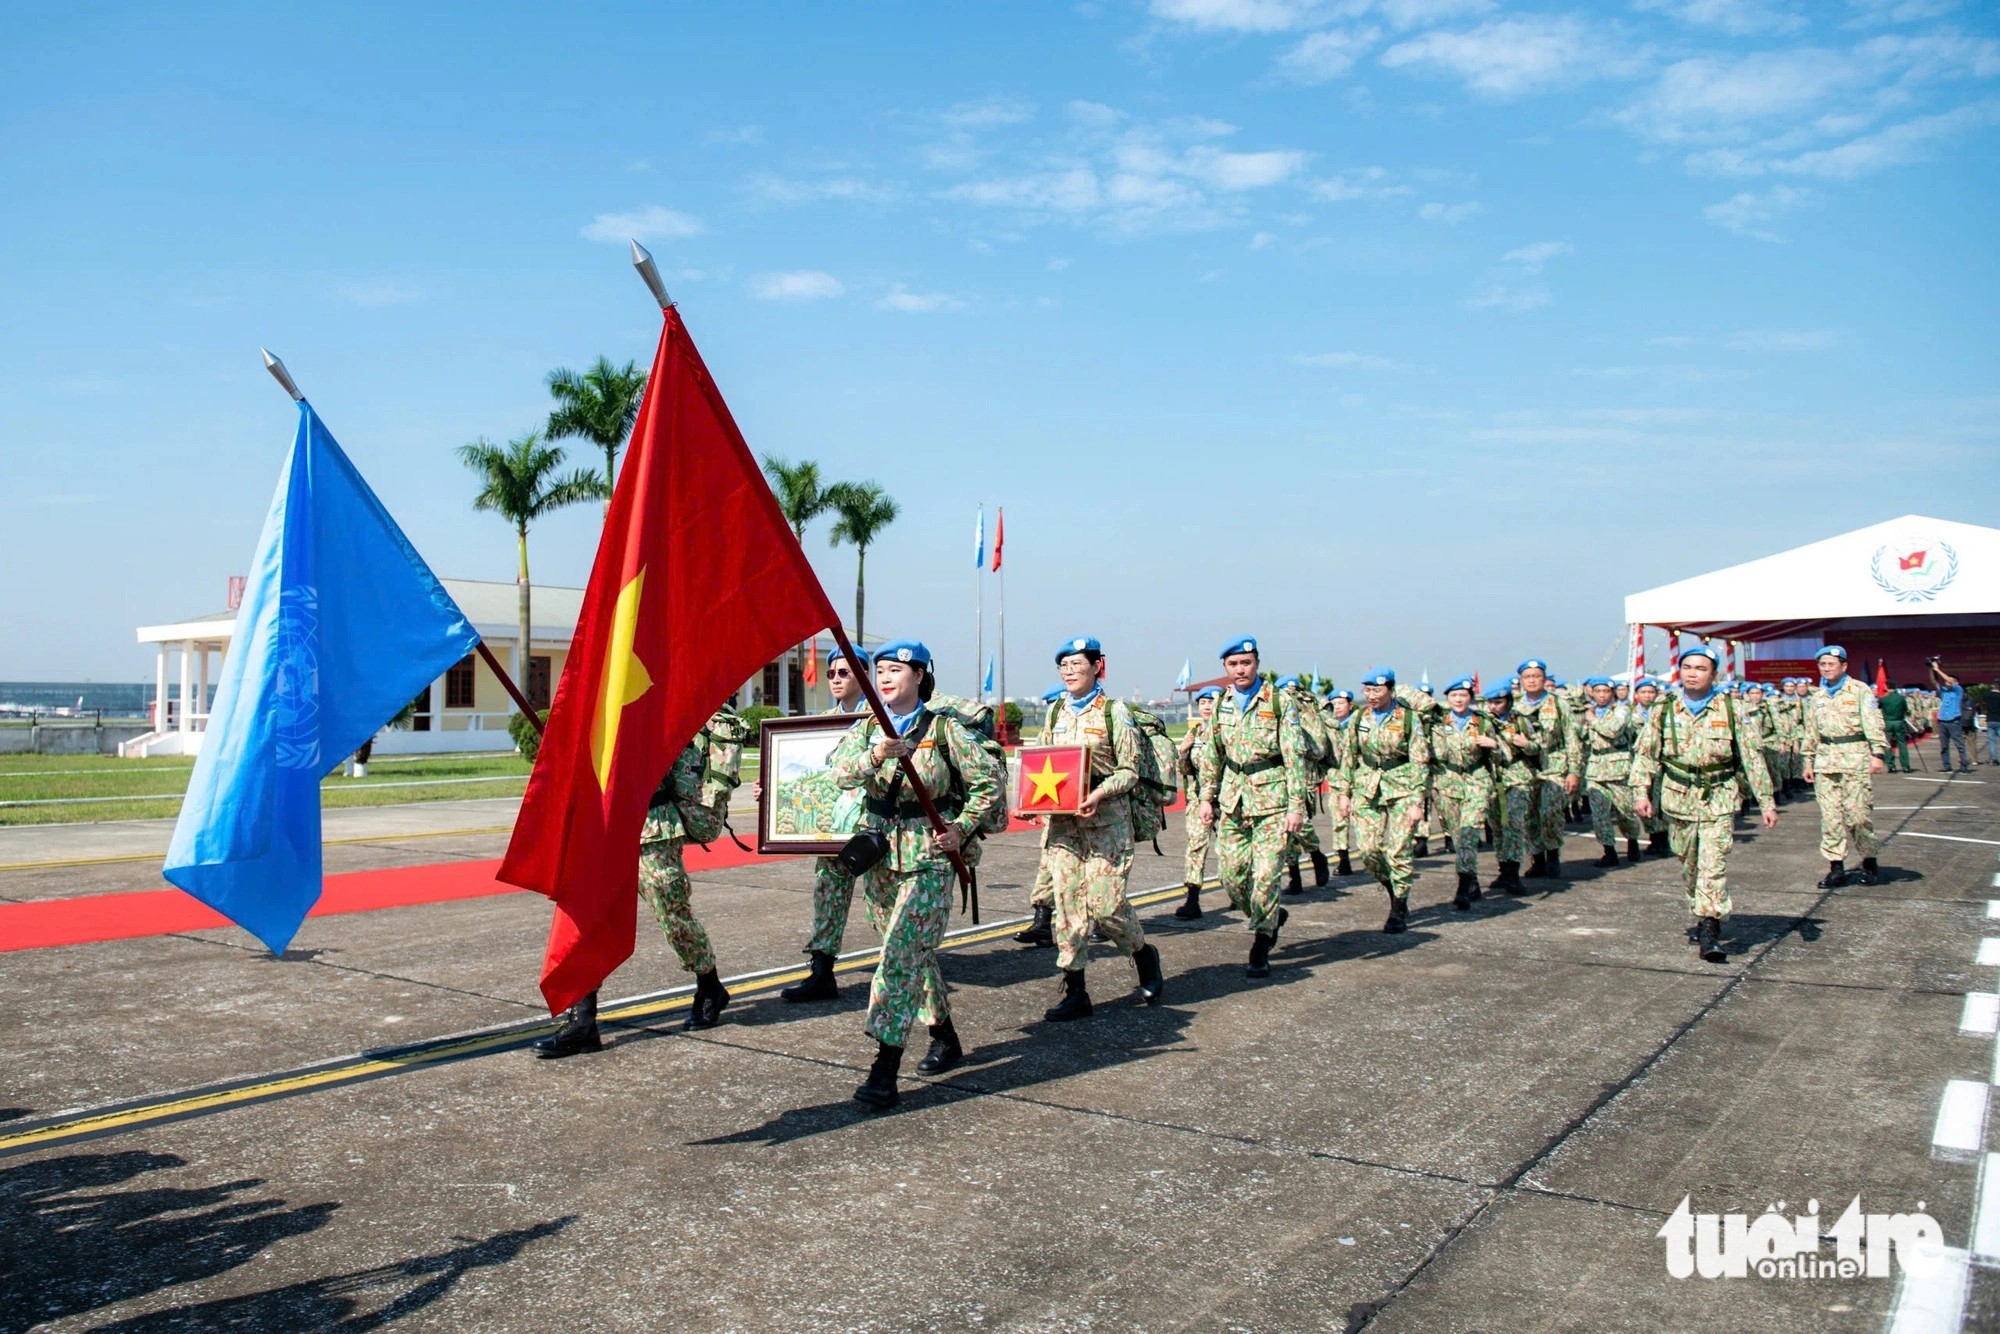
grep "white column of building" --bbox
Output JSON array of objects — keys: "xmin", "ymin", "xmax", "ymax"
[
  {"xmin": 197, "ymin": 643, "xmax": 210, "ymax": 728},
  {"xmin": 428, "ymin": 675, "xmax": 444, "ymax": 731},
  {"xmin": 177, "ymin": 642, "xmax": 193, "ymax": 734},
  {"xmin": 778, "ymin": 648, "xmax": 792, "ymax": 713},
  {"xmin": 154, "ymin": 646, "xmax": 168, "ymax": 731}
]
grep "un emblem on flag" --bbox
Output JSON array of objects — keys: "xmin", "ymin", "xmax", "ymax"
[{"xmin": 271, "ymin": 586, "xmax": 321, "ymax": 769}]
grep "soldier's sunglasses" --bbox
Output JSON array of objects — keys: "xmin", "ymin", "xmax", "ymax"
[{"xmin": 828, "ymin": 667, "xmax": 853, "ymax": 679}]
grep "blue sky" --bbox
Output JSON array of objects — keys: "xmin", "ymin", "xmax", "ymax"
[{"xmin": 3, "ymin": 0, "xmax": 1995, "ymax": 695}]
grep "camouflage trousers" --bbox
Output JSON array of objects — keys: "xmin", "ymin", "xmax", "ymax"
[
  {"xmin": 1641, "ymin": 773, "xmax": 1667, "ymax": 835},
  {"xmin": 1814, "ymin": 771, "xmax": 1879, "ymax": 862},
  {"xmin": 857, "ymin": 860, "xmax": 952, "ymax": 1048},
  {"xmin": 1215, "ymin": 808, "xmax": 1287, "ymax": 936},
  {"xmin": 1352, "ymin": 793, "xmax": 1421, "ymax": 901},
  {"xmin": 804, "ymin": 856, "xmax": 857, "ymax": 956},
  {"xmin": 1587, "ymin": 776, "xmax": 1642, "ymax": 845},
  {"xmin": 1435, "ymin": 775, "xmax": 1493, "ymax": 875},
  {"xmin": 1666, "ymin": 816, "xmax": 1734, "ymax": 919},
  {"xmin": 638, "ymin": 838, "xmax": 715, "ymax": 976},
  {"xmin": 1029, "ymin": 856, "xmax": 1054, "ymax": 908},
  {"xmin": 1488, "ymin": 784, "xmax": 1532, "ymax": 864},
  {"xmin": 1284, "ymin": 812, "xmax": 1322, "ymax": 869},
  {"xmin": 1526, "ymin": 777, "xmax": 1567, "ymax": 855},
  {"xmin": 1044, "ymin": 814, "xmax": 1144, "ymax": 974},
  {"xmin": 1183, "ymin": 800, "xmax": 1212, "ymax": 886}
]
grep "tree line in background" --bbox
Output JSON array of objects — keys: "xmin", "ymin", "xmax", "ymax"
[{"xmin": 459, "ymin": 355, "xmax": 897, "ymax": 710}]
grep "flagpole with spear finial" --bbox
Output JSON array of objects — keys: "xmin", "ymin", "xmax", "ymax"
[{"xmin": 260, "ymin": 348, "xmax": 546, "ymax": 735}]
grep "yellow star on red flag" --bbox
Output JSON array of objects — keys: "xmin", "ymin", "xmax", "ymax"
[{"xmin": 590, "ymin": 568, "xmax": 653, "ymax": 790}]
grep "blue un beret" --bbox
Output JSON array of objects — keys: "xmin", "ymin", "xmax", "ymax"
[
  {"xmin": 1484, "ymin": 683, "xmax": 1514, "ymax": 701},
  {"xmin": 1055, "ymin": 636, "xmax": 1102, "ymax": 663},
  {"xmin": 1329, "ymin": 688, "xmax": 1354, "ymax": 702},
  {"xmin": 1518, "ymin": 658, "xmax": 1548, "ymax": 674},
  {"xmin": 1276, "ymin": 675, "xmax": 1300, "ymax": 689},
  {"xmin": 874, "ymin": 639, "xmax": 933, "ymax": 669},
  {"xmin": 1220, "ymin": 635, "xmax": 1258, "ymax": 659},
  {"xmin": 1816, "ymin": 644, "xmax": 1847, "ymax": 661},
  {"xmin": 1040, "ymin": 685, "xmax": 1065, "ymax": 703},
  {"xmin": 1445, "ymin": 676, "xmax": 1475, "ymax": 694},
  {"xmin": 1360, "ymin": 666, "xmax": 1395, "ymax": 687},
  {"xmin": 1583, "ymin": 676, "xmax": 1612, "ymax": 688},
  {"xmin": 827, "ymin": 645, "xmax": 870, "ymax": 668},
  {"xmin": 1193, "ymin": 686, "xmax": 1221, "ymax": 702},
  {"xmin": 1679, "ymin": 644, "xmax": 1718, "ymax": 666}
]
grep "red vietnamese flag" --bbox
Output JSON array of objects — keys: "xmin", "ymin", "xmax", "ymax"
[
  {"xmin": 1874, "ymin": 660, "xmax": 1890, "ymax": 697},
  {"xmin": 802, "ymin": 643, "xmax": 819, "ymax": 688},
  {"xmin": 1015, "ymin": 743, "xmax": 1087, "ymax": 815},
  {"xmin": 1899, "ymin": 550, "xmax": 1927, "ymax": 572},
  {"xmin": 500, "ymin": 307, "xmax": 841, "ymax": 1014},
  {"xmin": 991, "ymin": 507, "xmax": 1004, "ymax": 572}
]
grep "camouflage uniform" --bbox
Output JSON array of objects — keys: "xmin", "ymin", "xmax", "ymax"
[
  {"xmin": 830, "ymin": 705, "xmax": 1002, "ymax": 1048},
  {"xmin": 1325, "ymin": 704, "xmax": 1355, "ymax": 858},
  {"xmin": 1802, "ymin": 676, "xmax": 1889, "ymax": 863},
  {"xmin": 803, "ymin": 702, "xmax": 869, "ymax": 956},
  {"xmin": 1179, "ymin": 714, "xmax": 1214, "ymax": 886},
  {"xmin": 1040, "ymin": 692, "xmax": 1145, "ymax": 974},
  {"xmin": 1333, "ymin": 699, "xmax": 1433, "ymax": 904},
  {"xmin": 1430, "ymin": 709, "xmax": 1497, "ymax": 875},
  {"xmin": 1630, "ymin": 693, "xmax": 1774, "ymax": 919},
  {"xmin": 1629, "ymin": 700, "xmax": 1668, "ymax": 836},
  {"xmin": 1196, "ymin": 680, "xmax": 1309, "ymax": 937},
  {"xmin": 1516, "ymin": 691, "xmax": 1582, "ymax": 857},
  {"xmin": 1579, "ymin": 702, "xmax": 1643, "ymax": 846},
  {"xmin": 637, "ymin": 710, "xmax": 745, "ymax": 975},
  {"xmin": 1485, "ymin": 704, "xmax": 1538, "ymax": 864}
]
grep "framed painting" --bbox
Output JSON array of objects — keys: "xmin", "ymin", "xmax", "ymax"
[{"xmin": 757, "ymin": 715, "xmax": 867, "ymax": 855}]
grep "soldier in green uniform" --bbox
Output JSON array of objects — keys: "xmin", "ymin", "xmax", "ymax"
[
  {"xmin": 1877, "ymin": 681, "xmax": 1915, "ymax": 773},
  {"xmin": 1514, "ymin": 659, "xmax": 1582, "ymax": 880},
  {"xmin": 1801, "ymin": 645, "xmax": 1890, "ymax": 888},
  {"xmin": 1324, "ymin": 688, "xmax": 1356, "ymax": 877},
  {"xmin": 1740, "ymin": 682, "xmax": 1785, "ymax": 816},
  {"xmin": 1481, "ymin": 683, "xmax": 1536, "ymax": 894},
  {"xmin": 1579, "ymin": 676, "xmax": 1644, "ymax": 867},
  {"xmin": 1035, "ymin": 637, "xmax": 1166, "ymax": 1019},
  {"xmin": 1629, "ymin": 678, "xmax": 1671, "ymax": 855},
  {"xmin": 1174, "ymin": 686, "xmax": 1221, "ymax": 919},
  {"xmin": 1334, "ymin": 667, "xmax": 1433, "ymax": 933},
  {"xmin": 1014, "ymin": 685, "xmax": 1069, "ymax": 947},
  {"xmin": 831, "ymin": 639, "xmax": 1003, "ymax": 1110},
  {"xmin": 1631, "ymin": 645, "xmax": 1778, "ymax": 962},
  {"xmin": 1195, "ymin": 636, "xmax": 1309, "ymax": 978},
  {"xmin": 1430, "ymin": 676, "xmax": 1497, "ymax": 909},
  {"xmin": 1278, "ymin": 676, "xmax": 1333, "ymax": 894}
]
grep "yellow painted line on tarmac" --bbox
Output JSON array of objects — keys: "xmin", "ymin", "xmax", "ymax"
[{"xmin": 0, "ymin": 879, "xmax": 1208, "ymax": 1157}]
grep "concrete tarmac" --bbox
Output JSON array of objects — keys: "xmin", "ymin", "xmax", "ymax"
[{"xmin": 2, "ymin": 772, "xmax": 1998, "ymax": 1331}]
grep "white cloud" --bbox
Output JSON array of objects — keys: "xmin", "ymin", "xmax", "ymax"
[
  {"xmin": 333, "ymin": 279, "xmax": 424, "ymax": 308},
  {"xmin": 750, "ymin": 271, "xmax": 845, "ymax": 301},
  {"xmin": 1634, "ymin": 0, "xmax": 1806, "ymax": 35},
  {"xmin": 1149, "ymin": 0, "xmax": 1321, "ymax": 32},
  {"xmin": 1501, "ymin": 240, "xmax": 1572, "ymax": 269},
  {"xmin": 580, "ymin": 206, "xmax": 704, "ymax": 244},
  {"xmin": 1250, "ymin": 230, "xmax": 1277, "ymax": 249},
  {"xmin": 876, "ymin": 284, "xmax": 968, "ymax": 313},
  {"xmin": 946, "ymin": 168, "xmax": 1103, "ymax": 213},
  {"xmin": 1467, "ymin": 284, "xmax": 1550, "ymax": 311},
  {"xmin": 1703, "ymin": 184, "xmax": 1814, "ymax": 239},
  {"xmin": 1294, "ymin": 351, "xmax": 1417, "ymax": 370},
  {"xmin": 1278, "ymin": 27, "xmax": 1381, "ymax": 83},
  {"xmin": 1845, "ymin": 0, "xmax": 1959, "ymax": 25},
  {"xmin": 1046, "ymin": 256, "xmax": 1072, "ymax": 271},
  {"xmin": 1726, "ymin": 327, "xmax": 1837, "ymax": 351},
  {"xmin": 1310, "ymin": 166, "xmax": 1414, "ymax": 201},
  {"xmin": 1770, "ymin": 100, "xmax": 2000, "ymax": 178},
  {"xmin": 1418, "ymin": 200, "xmax": 1484, "ymax": 223},
  {"xmin": 748, "ymin": 174, "xmax": 902, "ymax": 204},
  {"xmin": 1619, "ymin": 50, "xmax": 1867, "ymax": 144},
  {"xmin": 1374, "ymin": 0, "xmax": 1495, "ymax": 25},
  {"xmin": 1379, "ymin": 15, "xmax": 1617, "ymax": 98},
  {"xmin": 705, "ymin": 125, "xmax": 765, "ymax": 146},
  {"xmin": 941, "ymin": 97, "xmax": 1035, "ymax": 128},
  {"xmin": 1182, "ymin": 146, "xmax": 1309, "ymax": 189}
]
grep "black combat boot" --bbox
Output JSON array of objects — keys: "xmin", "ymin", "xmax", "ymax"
[
  {"xmin": 1501, "ymin": 861, "xmax": 1529, "ymax": 895},
  {"xmin": 1696, "ymin": 916, "xmax": 1726, "ymax": 963},
  {"xmin": 780, "ymin": 950, "xmax": 839, "ymax": 1003},
  {"xmin": 1337, "ymin": 851, "xmax": 1352, "ymax": 877},
  {"xmin": 1453, "ymin": 872, "xmax": 1476, "ymax": 910},
  {"xmin": 1310, "ymin": 849, "xmax": 1330, "ymax": 887},
  {"xmin": 1414, "ymin": 835, "xmax": 1430, "ymax": 859},
  {"xmin": 1648, "ymin": 830, "xmax": 1669, "ymax": 856},
  {"xmin": 531, "ymin": 990, "xmax": 601, "ymax": 1059},
  {"xmin": 1524, "ymin": 852, "xmax": 1550, "ymax": 879},
  {"xmin": 1132, "ymin": 943, "xmax": 1165, "ymax": 1006},
  {"xmin": 853, "ymin": 1042, "xmax": 903, "ymax": 1109},
  {"xmin": 684, "ymin": 970, "xmax": 731, "ymax": 1030},
  {"xmin": 1546, "ymin": 851, "xmax": 1562, "ymax": 878},
  {"xmin": 1173, "ymin": 882, "xmax": 1204, "ymax": 920},
  {"xmin": 1014, "ymin": 902, "xmax": 1054, "ymax": 947},
  {"xmin": 1246, "ymin": 931, "xmax": 1274, "ymax": 978},
  {"xmin": 1817, "ymin": 860, "xmax": 1847, "ymax": 889},
  {"xmin": 1594, "ymin": 845, "xmax": 1620, "ymax": 868},
  {"xmin": 1044, "ymin": 968, "xmax": 1093, "ymax": 1022},
  {"xmin": 1625, "ymin": 838, "xmax": 1642, "ymax": 864},
  {"xmin": 1382, "ymin": 894, "xmax": 1409, "ymax": 933},
  {"xmin": 1442, "ymin": 836, "xmax": 1455, "ymax": 855},
  {"xmin": 1285, "ymin": 862, "xmax": 1304, "ymax": 895},
  {"xmin": 916, "ymin": 1019, "xmax": 963, "ymax": 1074},
  {"xmin": 1859, "ymin": 857, "xmax": 1881, "ymax": 885}
]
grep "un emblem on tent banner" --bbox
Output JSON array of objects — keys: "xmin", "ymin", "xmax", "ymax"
[
  {"xmin": 271, "ymin": 586, "xmax": 322, "ymax": 769},
  {"xmin": 1870, "ymin": 541, "xmax": 1959, "ymax": 603}
]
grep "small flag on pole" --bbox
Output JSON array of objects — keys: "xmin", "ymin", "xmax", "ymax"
[
  {"xmin": 974, "ymin": 506, "xmax": 985, "ymax": 570},
  {"xmin": 1175, "ymin": 658, "xmax": 1191, "ymax": 690},
  {"xmin": 991, "ymin": 508, "xmax": 1004, "ymax": 572},
  {"xmin": 983, "ymin": 656, "xmax": 995, "ymax": 697}
]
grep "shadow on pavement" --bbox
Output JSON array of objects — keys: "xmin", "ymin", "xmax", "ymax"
[
  {"xmin": 91, "ymin": 1217, "xmax": 576, "ymax": 1331},
  {"xmin": 0, "ymin": 1150, "xmax": 337, "ymax": 1334}
]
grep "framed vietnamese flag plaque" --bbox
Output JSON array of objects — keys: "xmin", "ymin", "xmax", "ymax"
[{"xmin": 1015, "ymin": 743, "xmax": 1091, "ymax": 816}]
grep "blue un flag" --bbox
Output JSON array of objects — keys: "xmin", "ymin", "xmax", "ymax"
[{"xmin": 163, "ymin": 401, "xmax": 480, "ymax": 952}]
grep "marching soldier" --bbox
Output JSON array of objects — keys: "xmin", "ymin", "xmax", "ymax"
[
  {"xmin": 1429, "ymin": 676, "xmax": 1497, "ymax": 909},
  {"xmin": 831, "ymin": 640, "xmax": 1003, "ymax": 1110},
  {"xmin": 1632, "ymin": 645, "xmax": 1778, "ymax": 963},
  {"xmin": 1037, "ymin": 637, "xmax": 1166, "ymax": 1020},
  {"xmin": 1174, "ymin": 686, "xmax": 1221, "ymax": 919},
  {"xmin": 1278, "ymin": 676, "xmax": 1333, "ymax": 894},
  {"xmin": 1629, "ymin": 677, "xmax": 1670, "ymax": 855},
  {"xmin": 1801, "ymin": 645, "xmax": 1889, "ymax": 887},
  {"xmin": 1514, "ymin": 659, "xmax": 1582, "ymax": 880},
  {"xmin": 776, "ymin": 646, "xmax": 870, "ymax": 1004},
  {"xmin": 1324, "ymin": 688, "xmax": 1356, "ymax": 877},
  {"xmin": 1579, "ymin": 676, "xmax": 1644, "ymax": 866},
  {"xmin": 1482, "ymin": 683, "xmax": 1536, "ymax": 895},
  {"xmin": 1196, "ymin": 636, "xmax": 1309, "ymax": 978},
  {"xmin": 1334, "ymin": 667, "xmax": 1433, "ymax": 933},
  {"xmin": 1014, "ymin": 684, "xmax": 1072, "ymax": 947}
]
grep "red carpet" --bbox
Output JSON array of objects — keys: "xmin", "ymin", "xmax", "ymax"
[{"xmin": 0, "ymin": 810, "xmax": 1081, "ymax": 953}]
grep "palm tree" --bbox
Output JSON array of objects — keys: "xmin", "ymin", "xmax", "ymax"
[
  {"xmin": 826, "ymin": 481, "xmax": 899, "ymax": 645},
  {"xmin": 545, "ymin": 356, "xmax": 648, "ymax": 504},
  {"xmin": 458, "ymin": 431, "xmax": 604, "ymax": 689},
  {"xmin": 760, "ymin": 454, "xmax": 834, "ymax": 542}
]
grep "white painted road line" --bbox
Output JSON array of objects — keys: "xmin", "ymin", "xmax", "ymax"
[
  {"xmin": 1890, "ymin": 1244, "xmax": 1972, "ymax": 1334},
  {"xmin": 1988, "ymin": 900, "xmax": 2000, "ymax": 918},
  {"xmin": 1893, "ymin": 774, "xmax": 1986, "ymax": 784},
  {"xmin": 1877, "ymin": 805, "xmax": 1978, "ymax": 810},
  {"xmin": 1962, "ymin": 993, "xmax": 2000, "ymax": 1035},
  {"xmin": 1976, "ymin": 1154, "xmax": 2000, "ymax": 1268},
  {"xmin": 1896, "ymin": 831, "xmax": 2000, "ymax": 846},
  {"xmin": 1980, "ymin": 940, "xmax": 2000, "ymax": 967},
  {"xmin": 1934, "ymin": 1080, "xmax": 1990, "ymax": 1160}
]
